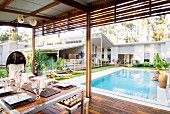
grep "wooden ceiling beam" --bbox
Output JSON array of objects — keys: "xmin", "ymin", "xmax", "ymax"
[
  {"xmin": 0, "ymin": 9, "xmax": 55, "ymax": 20},
  {"xmin": 36, "ymin": 10, "xmax": 85, "ymax": 26},
  {"xmin": 11, "ymin": 1, "xmax": 61, "ymax": 22},
  {"xmin": 55, "ymin": 0, "xmax": 88, "ymax": 12},
  {"xmin": 31, "ymin": 1, "xmax": 61, "ymax": 15},
  {"xmin": 0, "ymin": 0, "xmax": 14, "ymax": 9},
  {"xmin": 0, "ymin": 21, "xmax": 32, "ymax": 28}
]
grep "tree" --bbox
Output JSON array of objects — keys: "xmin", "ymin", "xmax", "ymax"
[
  {"xmin": 0, "ymin": 32, "xmax": 10, "ymax": 43},
  {"xmin": 152, "ymin": 15, "xmax": 167, "ymax": 41},
  {"xmin": 35, "ymin": 49, "xmax": 49, "ymax": 73}
]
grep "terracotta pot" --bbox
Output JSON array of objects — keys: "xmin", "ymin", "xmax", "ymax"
[
  {"xmin": 159, "ymin": 74, "xmax": 168, "ymax": 88},
  {"xmin": 35, "ymin": 72, "xmax": 43, "ymax": 76}
]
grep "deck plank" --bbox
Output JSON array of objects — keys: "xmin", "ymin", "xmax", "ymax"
[{"xmin": 37, "ymin": 93, "xmax": 170, "ymax": 114}]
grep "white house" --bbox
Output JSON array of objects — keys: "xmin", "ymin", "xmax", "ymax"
[
  {"xmin": 0, "ymin": 41, "xmax": 31, "ymax": 65},
  {"xmin": 111, "ymin": 41, "xmax": 170, "ymax": 65},
  {"xmin": 1, "ymin": 33, "xmax": 170, "ymax": 67}
]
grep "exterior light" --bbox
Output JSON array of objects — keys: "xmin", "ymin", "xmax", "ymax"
[
  {"xmin": 29, "ymin": 19, "xmax": 37, "ymax": 26},
  {"xmin": 17, "ymin": 15, "xmax": 24, "ymax": 23}
]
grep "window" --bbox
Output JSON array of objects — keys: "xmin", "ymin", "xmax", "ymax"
[
  {"xmin": 66, "ymin": 40, "xmax": 82, "ymax": 44},
  {"xmin": 144, "ymin": 53, "xmax": 150, "ymax": 59},
  {"xmin": 47, "ymin": 43, "xmax": 53, "ymax": 45},
  {"xmin": 55, "ymin": 42, "xmax": 62, "ymax": 44},
  {"xmin": 108, "ymin": 48, "xmax": 111, "ymax": 51}
]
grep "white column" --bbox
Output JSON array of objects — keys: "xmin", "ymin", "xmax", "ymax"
[
  {"xmin": 111, "ymin": 47, "xmax": 118, "ymax": 64},
  {"xmin": 93, "ymin": 45, "xmax": 95, "ymax": 55},
  {"xmin": 111, "ymin": 47, "xmax": 114, "ymax": 64},
  {"xmin": 100, "ymin": 37, "xmax": 102, "ymax": 66},
  {"xmin": 165, "ymin": 41, "xmax": 170, "ymax": 60},
  {"xmin": 150, "ymin": 44, "xmax": 155, "ymax": 63},
  {"xmin": 104, "ymin": 48, "xmax": 108, "ymax": 60},
  {"xmin": 57, "ymin": 50, "xmax": 60, "ymax": 59},
  {"xmin": 160, "ymin": 44, "xmax": 165, "ymax": 58}
]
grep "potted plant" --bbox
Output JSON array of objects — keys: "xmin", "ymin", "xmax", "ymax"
[
  {"xmin": 153, "ymin": 53, "xmax": 170, "ymax": 88},
  {"xmin": 35, "ymin": 49, "xmax": 49, "ymax": 76}
]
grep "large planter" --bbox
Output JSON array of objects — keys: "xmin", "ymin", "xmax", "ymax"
[
  {"xmin": 35, "ymin": 72, "xmax": 43, "ymax": 76},
  {"xmin": 159, "ymin": 74, "xmax": 168, "ymax": 88}
]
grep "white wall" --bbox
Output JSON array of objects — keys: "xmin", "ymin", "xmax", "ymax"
[
  {"xmin": 150, "ymin": 44, "xmax": 155, "ymax": 62},
  {"xmin": 97, "ymin": 47, "xmax": 102, "ymax": 60},
  {"xmin": 134, "ymin": 45, "xmax": 144, "ymax": 63},
  {"xmin": 161, "ymin": 43, "xmax": 165, "ymax": 58},
  {"xmin": 0, "ymin": 42, "xmax": 31, "ymax": 65},
  {"xmin": 111, "ymin": 46, "xmax": 118, "ymax": 64},
  {"xmin": 104, "ymin": 48, "xmax": 108, "ymax": 60},
  {"xmin": 118, "ymin": 46, "xmax": 134, "ymax": 54},
  {"xmin": 165, "ymin": 41, "xmax": 170, "ymax": 62},
  {"xmin": 2, "ymin": 43, "xmax": 10, "ymax": 65}
]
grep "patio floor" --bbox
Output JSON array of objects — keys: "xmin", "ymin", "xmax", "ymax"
[{"xmin": 37, "ymin": 93, "xmax": 170, "ymax": 114}]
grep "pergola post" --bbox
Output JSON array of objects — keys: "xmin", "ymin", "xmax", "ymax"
[
  {"xmin": 32, "ymin": 28, "xmax": 35, "ymax": 74},
  {"xmin": 86, "ymin": 11, "xmax": 91, "ymax": 98}
]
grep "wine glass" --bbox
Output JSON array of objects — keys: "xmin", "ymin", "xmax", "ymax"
[
  {"xmin": 31, "ymin": 78, "xmax": 42, "ymax": 100},
  {"xmin": 15, "ymin": 76, "xmax": 22, "ymax": 92}
]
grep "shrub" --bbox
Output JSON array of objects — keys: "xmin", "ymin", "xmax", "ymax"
[
  {"xmin": 54, "ymin": 58, "xmax": 64, "ymax": 70},
  {"xmin": 136, "ymin": 64, "xmax": 143, "ymax": 67},
  {"xmin": 0, "ymin": 70, "xmax": 8, "ymax": 78},
  {"xmin": 35, "ymin": 49, "xmax": 49, "ymax": 73},
  {"xmin": 132, "ymin": 62, "xmax": 137, "ymax": 67},
  {"xmin": 143, "ymin": 62, "xmax": 150, "ymax": 67}
]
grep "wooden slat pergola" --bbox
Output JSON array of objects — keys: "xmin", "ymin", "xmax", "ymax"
[{"xmin": 0, "ymin": 0, "xmax": 170, "ymax": 98}]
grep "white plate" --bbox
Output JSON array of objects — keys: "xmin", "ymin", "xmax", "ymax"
[
  {"xmin": 0, "ymin": 87, "xmax": 13, "ymax": 94},
  {"xmin": 3, "ymin": 93, "xmax": 32, "ymax": 105},
  {"xmin": 56, "ymin": 82, "xmax": 72, "ymax": 87},
  {"xmin": 0, "ymin": 84, "xmax": 4, "ymax": 88}
]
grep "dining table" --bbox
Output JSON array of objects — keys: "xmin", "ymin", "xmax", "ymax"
[{"xmin": 0, "ymin": 79, "xmax": 84, "ymax": 114}]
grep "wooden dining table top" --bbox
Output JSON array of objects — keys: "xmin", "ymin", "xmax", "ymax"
[{"xmin": 0, "ymin": 80, "xmax": 83, "ymax": 114}]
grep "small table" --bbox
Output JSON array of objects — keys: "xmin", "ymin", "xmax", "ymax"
[{"xmin": 0, "ymin": 85, "xmax": 84, "ymax": 114}]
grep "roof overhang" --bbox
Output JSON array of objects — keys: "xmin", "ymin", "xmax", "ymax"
[
  {"xmin": 92, "ymin": 33, "xmax": 114, "ymax": 48},
  {"xmin": 0, "ymin": 0, "xmax": 170, "ymax": 35},
  {"xmin": 16, "ymin": 43, "xmax": 85, "ymax": 53}
]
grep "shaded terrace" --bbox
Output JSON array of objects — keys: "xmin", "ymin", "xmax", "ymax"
[{"xmin": 0, "ymin": 0, "xmax": 170, "ymax": 113}]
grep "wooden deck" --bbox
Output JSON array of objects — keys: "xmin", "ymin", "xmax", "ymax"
[{"xmin": 37, "ymin": 93, "xmax": 170, "ymax": 114}]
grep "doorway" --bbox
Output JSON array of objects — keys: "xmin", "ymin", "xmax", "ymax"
[{"xmin": 118, "ymin": 54, "xmax": 134, "ymax": 66}]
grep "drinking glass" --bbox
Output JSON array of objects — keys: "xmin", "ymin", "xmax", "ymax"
[
  {"xmin": 15, "ymin": 76, "xmax": 22, "ymax": 92},
  {"xmin": 31, "ymin": 79, "xmax": 42, "ymax": 100}
]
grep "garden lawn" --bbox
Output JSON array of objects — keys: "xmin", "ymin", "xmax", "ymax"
[
  {"xmin": 55, "ymin": 66, "xmax": 115, "ymax": 81},
  {"xmin": 0, "ymin": 69, "xmax": 8, "ymax": 78}
]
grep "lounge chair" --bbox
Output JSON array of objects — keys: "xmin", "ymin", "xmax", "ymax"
[
  {"xmin": 47, "ymin": 71, "xmax": 72, "ymax": 79},
  {"xmin": 66, "ymin": 68, "xmax": 85, "ymax": 74}
]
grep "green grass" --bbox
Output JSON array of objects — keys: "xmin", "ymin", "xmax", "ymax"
[
  {"xmin": 55, "ymin": 66, "xmax": 157, "ymax": 81},
  {"xmin": 0, "ymin": 66, "xmax": 156, "ymax": 81},
  {"xmin": 92, "ymin": 66, "xmax": 114, "ymax": 73},
  {"xmin": 55, "ymin": 66, "xmax": 115, "ymax": 81},
  {"xmin": 124, "ymin": 66, "xmax": 156, "ymax": 70},
  {"xmin": 0, "ymin": 69, "xmax": 8, "ymax": 78}
]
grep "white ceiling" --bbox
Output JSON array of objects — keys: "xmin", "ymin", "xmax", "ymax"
[
  {"xmin": 0, "ymin": 0, "xmax": 105, "ymax": 23},
  {"xmin": 0, "ymin": 0, "xmax": 74, "ymax": 23}
]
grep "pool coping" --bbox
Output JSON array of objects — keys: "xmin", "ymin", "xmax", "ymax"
[{"xmin": 60, "ymin": 67, "xmax": 170, "ymax": 111}]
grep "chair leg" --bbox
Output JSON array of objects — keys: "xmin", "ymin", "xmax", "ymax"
[{"xmin": 85, "ymin": 101, "xmax": 89, "ymax": 114}]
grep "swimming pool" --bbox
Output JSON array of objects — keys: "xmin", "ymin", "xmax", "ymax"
[{"xmin": 83, "ymin": 69, "xmax": 159, "ymax": 100}]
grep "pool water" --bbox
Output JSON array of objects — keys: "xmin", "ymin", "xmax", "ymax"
[{"xmin": 83, "ymin": 69, "xmax": 159, "ymax": 100}]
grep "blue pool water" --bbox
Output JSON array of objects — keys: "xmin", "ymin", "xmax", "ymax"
[{"xmin": 83, "ymin": 69, "xmax": 159, "ymax": 100}]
